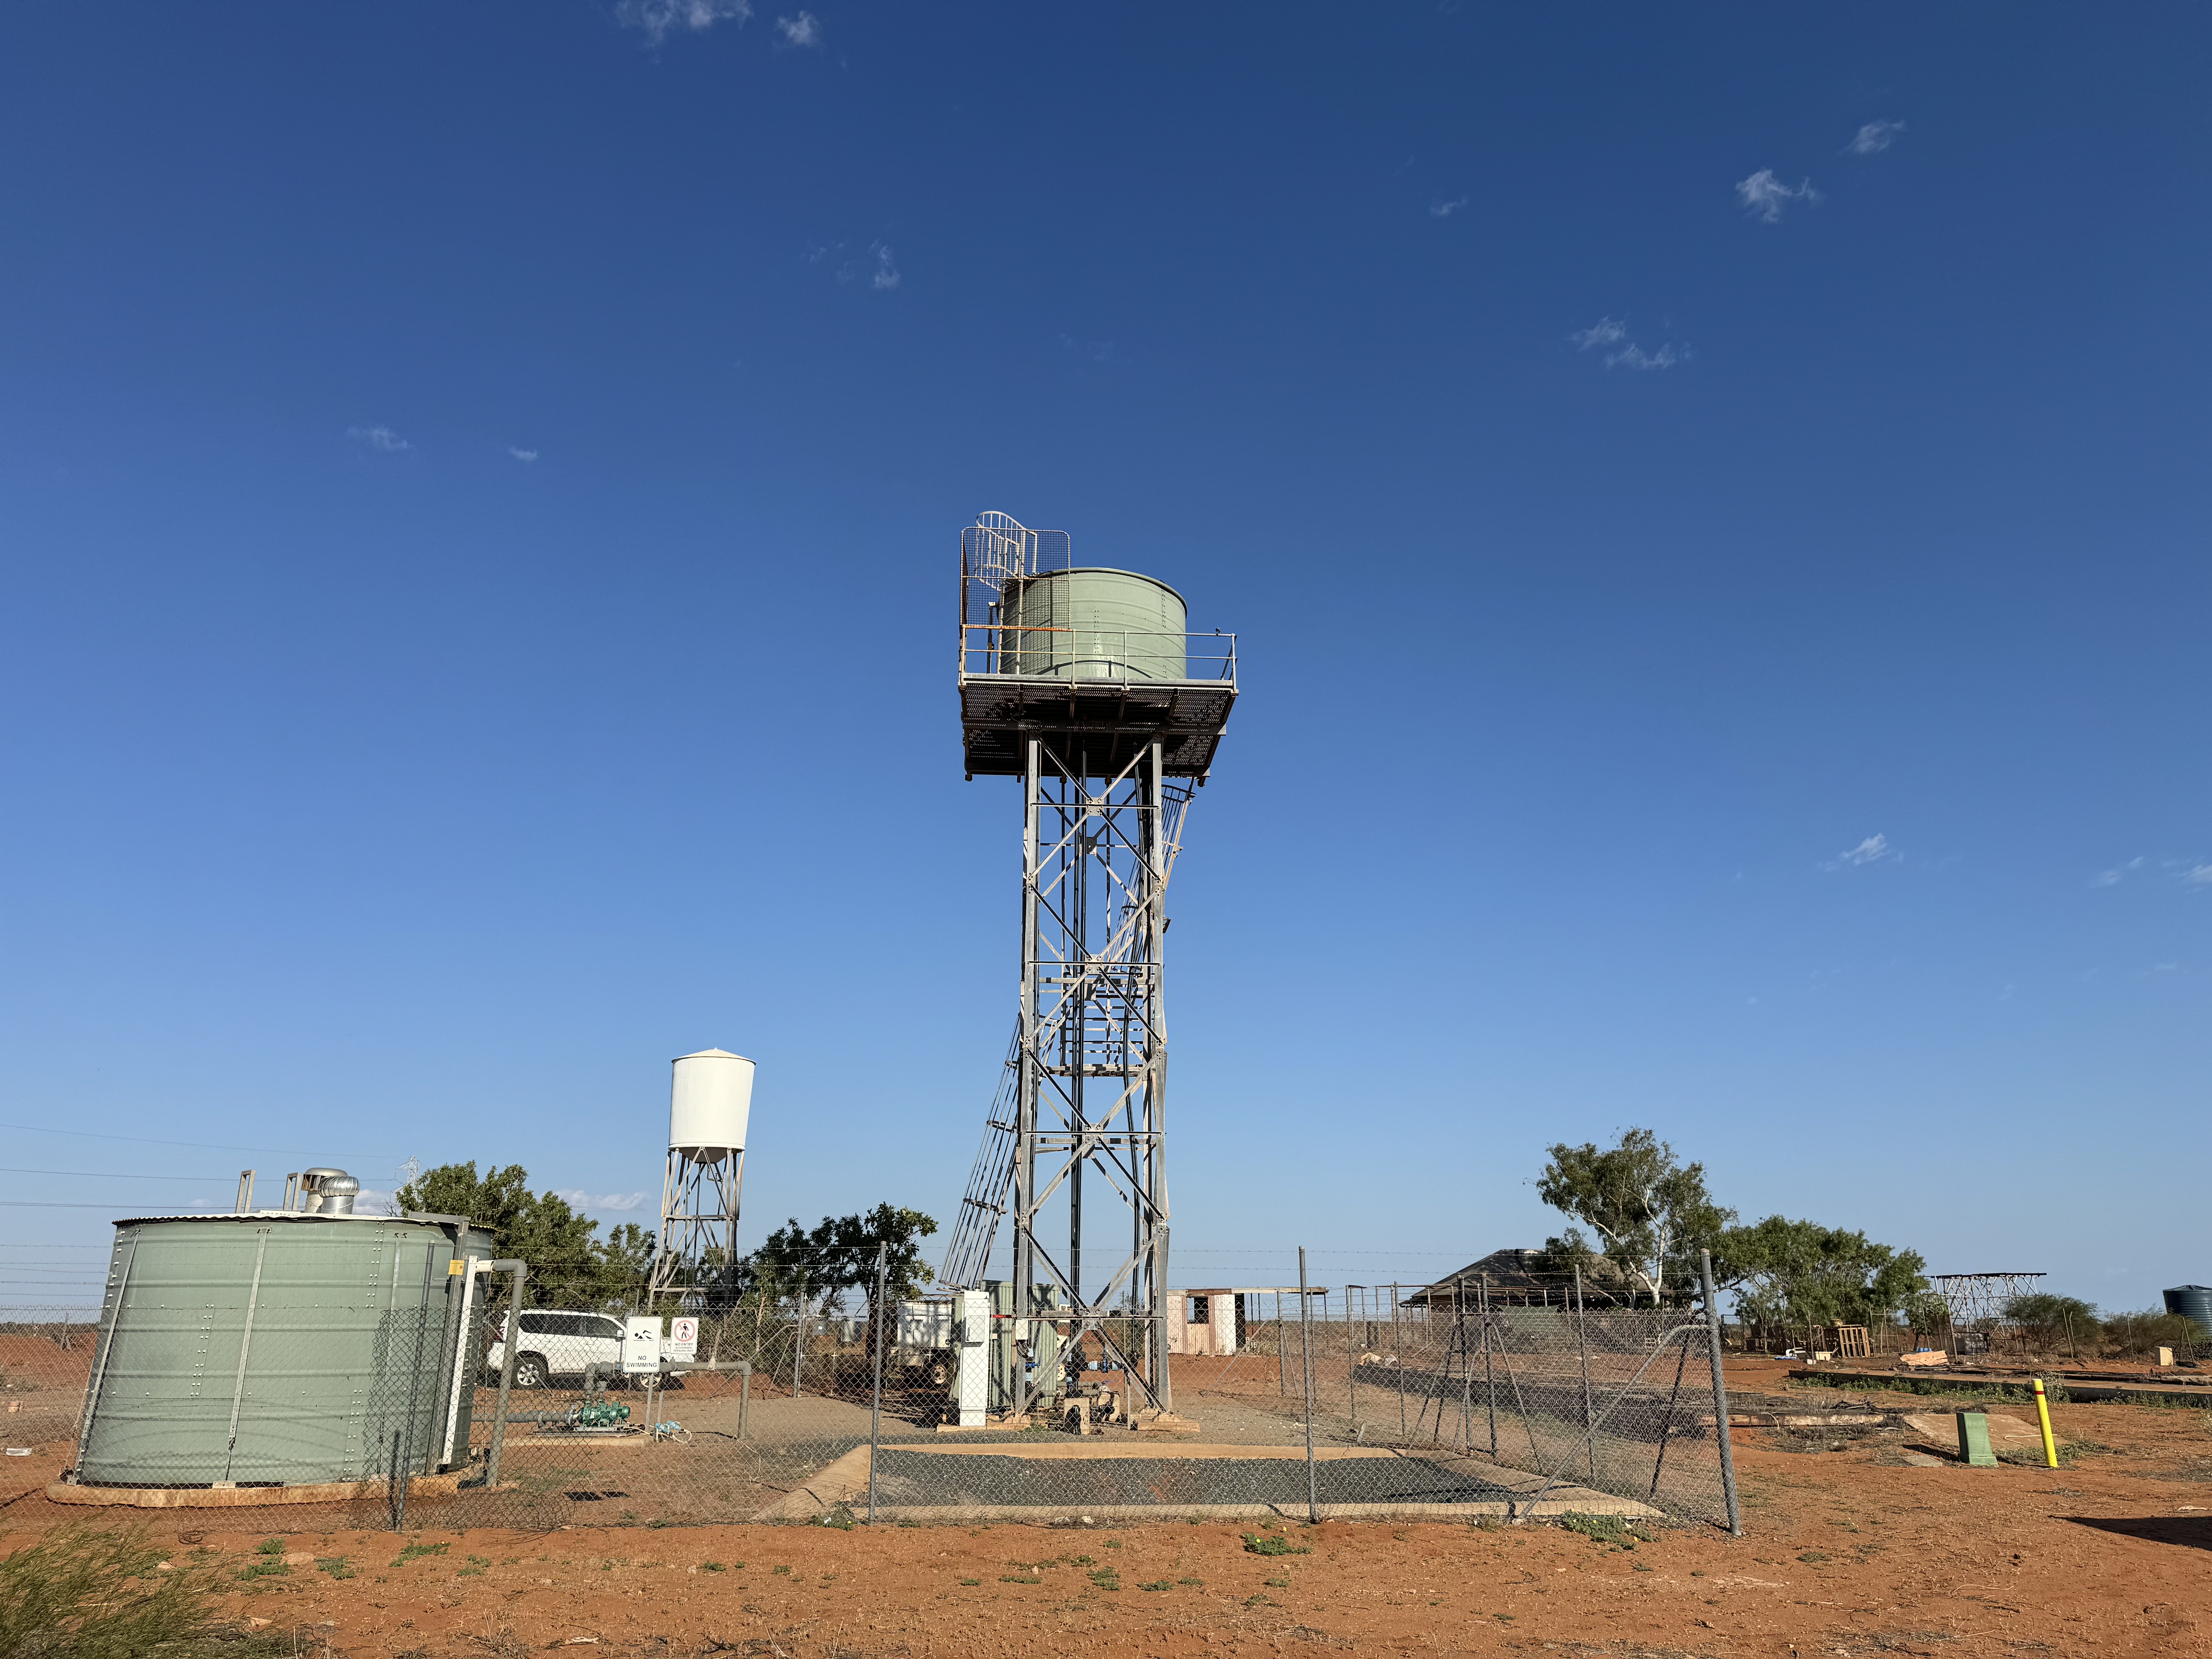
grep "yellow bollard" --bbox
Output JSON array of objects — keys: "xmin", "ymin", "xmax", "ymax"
[{"xmin": 2031, "ymin": 1376, "xmax": 2059, "ymax": 1468}]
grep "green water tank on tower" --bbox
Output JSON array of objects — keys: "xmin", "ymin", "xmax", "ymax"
[
  {"xmin": 72, "ymin": 1206, "xmax": 484, "ymax": 1489},
  {"xmin": 1005, "ymin": 568, "xmax": 1188, "ymax": 681}
]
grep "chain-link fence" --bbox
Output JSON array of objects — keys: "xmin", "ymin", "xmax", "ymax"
[{"xmin": 8, "ymin": 1243, "xmax": 1744, "ymax": 1537}]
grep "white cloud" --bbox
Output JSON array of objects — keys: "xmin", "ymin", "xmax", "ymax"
[
  {"xmin": 347, "ymin": 424, "xmax": 410, "ymax": 453},
  {"xmin": 1430, "ymin": 196, "xmax": 1470, "ymax": 218},
  {"xmin": 2091, "ymin": 856, "xmax": 2144, "ymax": 888},
  {"xmin": 1824, "ymin": 833, "xmax": 1898, "ymax": 870},
  {"xmin": 507, "ymin": 447, "xmax": 539, "ymax": 464},
  {"xmin": 869, "ymin": 241, "xmax": 900, "ymax": 290},
  {"xmin": 775, "ymin": 10, "xmax": 821, "ymax": 46},
  {"xmin": 1736, "ymin": 168, "xmax": 1821, "ymax": 223},
  {"xmin": 1847, "ymin": 120, "xmax": 1906, "ymax": 155},
  {"xmin": 1059, "ymin": 332, "xmax": 1118, "ymax": 364},
  {"xmin": 1571, "ymin": 318, "xmax": 1687, "ymax": 371},
  {"xmin": 2184, "ymin": 864, "xmax": 2212, "ymax": 887},
  {"xmin": 617, "ymin": 0, "xmax": 751, "ymax": 46},
  {"xmin": 556, "ymin": 1189, "xmax": 650, "ymax": 1212}
]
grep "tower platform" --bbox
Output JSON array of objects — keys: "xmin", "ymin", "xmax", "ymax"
[{"xmin": 956, "ymin": 659, "xmax": 1237, "ymax": 779}]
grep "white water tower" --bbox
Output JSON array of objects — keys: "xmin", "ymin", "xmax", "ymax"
[{"xmin": 648, "ymin": 1048, "xmax": 755, "ymax": 1303}]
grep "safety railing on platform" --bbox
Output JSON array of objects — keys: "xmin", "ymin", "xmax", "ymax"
[{"xmin": 958, "ymin": 624, "xmax": 1237, "ymax": 684}]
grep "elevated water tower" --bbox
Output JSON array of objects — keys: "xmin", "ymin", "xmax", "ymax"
[
  {"xmin": 649, "ymin": 1048, "xmax": 754, "ymax": 1304},
  {"xmin": 938, "ymin": 510, "xmax": 1237, "ymax": 1418}
]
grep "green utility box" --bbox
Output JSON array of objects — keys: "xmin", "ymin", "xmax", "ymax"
[{"xmin": 1955, "ymin": 1411, "xmax": 1999, "ymax": 1467}]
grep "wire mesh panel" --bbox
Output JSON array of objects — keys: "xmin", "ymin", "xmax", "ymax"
[
  {"xmin": 9, "ymin": 1265, "xmax": 1739, "ymax": 1535},
  {"xmin": 0, "ymin": 1311, "xmax": 98, "ymax": 1498}
]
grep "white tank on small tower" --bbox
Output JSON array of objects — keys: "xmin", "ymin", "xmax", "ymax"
[
  {"xmin": 669, "ymin": 1048, "xmax": 754, "ymax": 1164},
  {"xmin": 650, "ymin": 1048, "xmax": 755, "ymax": 1304}
]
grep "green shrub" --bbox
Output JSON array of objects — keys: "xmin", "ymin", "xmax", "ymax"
[
  {"xmin": 2002, "ymin": 1293, "xmax": 2101, "ymax": 1351},
  {"xmin": 0, "ymin": 1525, "xmax": 289, "ymax": 1659},
  {"xmin": 1557, "ymin": 1512, "xmax": 1654, "ymax": 1550},
  {"xmin": 2104, "ymin": 1310, "xmax": 2203, "ymax": 1357}
]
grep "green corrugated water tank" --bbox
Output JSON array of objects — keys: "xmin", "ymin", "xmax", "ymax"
[
  {"xmin": 72, "ymin": 1207, "xmax": 484, "ymax": 1489},
  {"xmin": 1006, "ymin": 568, "xmax": 1188, "ymax": 681}
]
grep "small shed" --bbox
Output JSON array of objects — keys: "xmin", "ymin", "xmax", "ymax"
[{"xmin": 1166, "ymin": 1287, "xmax": 1331, "ymax": 1355}]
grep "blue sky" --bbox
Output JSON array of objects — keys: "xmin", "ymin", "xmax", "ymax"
[{"xmin": 2, "ymin": 4, "xmax": 2207, "ymax": 1311}]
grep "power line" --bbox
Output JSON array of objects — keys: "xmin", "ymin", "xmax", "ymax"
[
  {"xmin": 0, "ymin": 1167, "xmax": 233, "ymax": 1182},
  {"xmin": 0, "ymin": 1200, "xmax": 233, "ymax": 1210},
  {"xmin": 0, "ymin": 1121, "xmax": 397, "ymax": 1160}
]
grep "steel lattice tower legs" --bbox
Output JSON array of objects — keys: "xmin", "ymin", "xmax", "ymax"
[
  {"xmin": 649, "ymin": 1150, "xmax": 744, "ymax": 1305},
  {"xmin": 1010, "ymin": 736, "xmax": 1178, "ymax": 1415}
]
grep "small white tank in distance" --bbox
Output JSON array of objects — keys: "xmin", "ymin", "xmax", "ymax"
[{"xmin": 670, "ymin": 1048, "xmax": 754, "ymax": 1164}]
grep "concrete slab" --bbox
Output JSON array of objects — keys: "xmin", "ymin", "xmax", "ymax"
[{"xmin": 758, "ymin": 1442, "xmax": 1664, "ymax": 1525}]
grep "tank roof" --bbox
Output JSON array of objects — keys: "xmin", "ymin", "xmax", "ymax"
[
  {"xmin": 1014, "ymin": 565, "xmax": 1189, "ymax": 603},
  {"xmin": 111, "ymin": 1209, "xmax": 462, "ymax": 1227}
]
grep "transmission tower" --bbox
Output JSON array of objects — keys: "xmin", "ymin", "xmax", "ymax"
[{"xmin": 941, "ymin": 511, "xmax": 1237, "ymax": 1417}]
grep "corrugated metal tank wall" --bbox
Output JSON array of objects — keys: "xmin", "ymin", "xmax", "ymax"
[
  {"xmin": 75, "ymin": 1214, "xmax": 476, "ymax": 1488},
  {"xmin": 2165, "ymin": 1285, "xmax": 2212, "ymax": 1339},
  {"xmin": 1006, "ymin": 568, "xmax": 1188, "ymax": 681}
]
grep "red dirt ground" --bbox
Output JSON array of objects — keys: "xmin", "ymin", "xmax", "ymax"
[{"xmin": 7, "ymin": 1358, "xmax": 2212, "ymax": 1657}]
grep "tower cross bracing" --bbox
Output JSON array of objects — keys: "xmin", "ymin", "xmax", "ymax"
[{"xmin": 941, "ymin": 510, "xmax": 1235, "ymax": 1418}]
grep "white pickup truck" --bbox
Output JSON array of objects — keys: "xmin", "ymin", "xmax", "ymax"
[{"xmin": 487, "ymin": 1310, "xmax": 687, "ymax": 1388}]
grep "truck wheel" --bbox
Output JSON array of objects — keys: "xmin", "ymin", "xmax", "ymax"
[{"xmin": 513, "ymin": 1354, "xmax": 549, "ymax": 1389}]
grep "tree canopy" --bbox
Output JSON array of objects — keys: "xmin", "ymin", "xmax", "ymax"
[
  {"xmin": 753, "ymin": 1204, "xmax": 938, "ymax": 1307},
  {"xmin": 2002, "ymin": 1291, "xmax": 2100, "ymax": 1347},
  {"xmin": 393, "ymin": 1161, "xmax": 653, "ymax": 1310},
  {"xmin": 1712, "ymin": 1216, "xmax": 1930, "ymax": 1328},
  {"xmin": 751, "ymin": 1204, "xmax": 938, "ymax": 1355},
  {"xmin": 1534, "ymin": 1128, "xmax": 1733, "ymax": 1305}
]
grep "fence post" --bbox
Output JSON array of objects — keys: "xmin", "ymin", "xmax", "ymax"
[
  {"xmin": 1480, "ymin": 1274, "xmax": 1497, "ymax": 1455},
  {"xmin": 1458, "ymin": 1280, "xmax": 1474, "ymax": 1451},
  {"xmin": 1698, "ymin": 1249, "xmax": 1742, "ymax": 1536},
  {"xmin": 868, "ymin": 1243, "xmax": 887, "ymax": 1524},
  {"xmin": 794, "ymin": 1273, "xmax": 806, "ymax": 1400},
  {"xmin": 1298, "ymin": 1247, "xmax": 1318, "ymax": 1524},
  {"xmin": 1346, "ymin": 1288, "xmax": 1358, "ymax": 1437},
  {"xmin": 1277, "ymin": 1291, "xmax": 1287, "ymax": 1396},
  {"xmin": 1392, "ymin": 1284, "xmax": 1404, "ymax": 1443},
  {"xmin": 485, "ymin": 1260, "xmax": 527, "ymax": 1494},
  {"xmin": 1574, "ymin": 1263, "xmax": 1594, "ymax": 1482}
]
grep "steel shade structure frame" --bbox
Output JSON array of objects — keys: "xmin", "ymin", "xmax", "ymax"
[
  {"xmin": 1930, "ymin": 1272, "xmax": 2047, "ymax": 1329},
  {"xmin": 942, "ymin": 511, "xmax": 1234, "ymax": 1420},
  {"xmin": 649, "ymin": 1149, "xmax": 745, "ymax": 1306}
]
